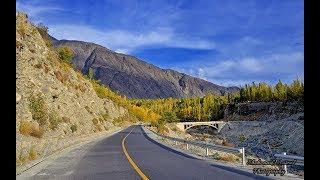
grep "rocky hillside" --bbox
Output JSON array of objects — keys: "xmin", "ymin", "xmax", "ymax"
[
  {"xmin": 166, "ymin": 100, "xmax": 304, "ymax": 174},
  {"xmin": 53, "ymin": 40, "xmax": 239, "ymax": 99},
  {"xmin": 16, "ymin": 13, "xmax": 129, "ymax": 166}
]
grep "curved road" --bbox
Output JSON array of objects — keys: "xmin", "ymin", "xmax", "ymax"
[{"xmin": 30, "ymin": 125, "xmax": 270, "ymax": 180}]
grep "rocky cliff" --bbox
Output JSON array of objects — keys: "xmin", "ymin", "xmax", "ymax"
[
  {"xmin": 16, "ymin": 12, "xmax": 128, "ymax": 166},
  {"xmin": 53, "ymin": 40, "xmax": 239, "ymax": 99}
]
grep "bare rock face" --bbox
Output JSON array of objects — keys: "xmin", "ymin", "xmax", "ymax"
[
  {"xmin": 224, "ymin": 101, "xmax": 304, "ymax": 121},
  {"xmin": 53, "ymin": 40, "xmax": 239, "ymax": 99}
]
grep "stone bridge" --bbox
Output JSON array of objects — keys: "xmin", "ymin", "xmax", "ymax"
[{"xmin": 175, "ymin": 121, "xmax": 226, "ymax": 133}]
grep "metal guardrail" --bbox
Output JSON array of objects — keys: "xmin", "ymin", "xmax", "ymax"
[
  {"xmin": 274, "ymin": 153, "xmax": 304, "ymax": 166},
  {"xmin": 274, "ymin": 152, "xmax": 304, "ymax": 174},
  {"xmin": 146, "ymin": 126, "xmax": 246, "ymax": 165}
]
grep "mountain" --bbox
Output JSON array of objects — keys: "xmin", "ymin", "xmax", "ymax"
[{"xmin": 52, "ymin": 40, "xmax": 239, "ymax": 99}]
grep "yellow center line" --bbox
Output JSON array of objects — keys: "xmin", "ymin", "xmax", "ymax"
[{"xmin": 122, "ymin": 126, "xmax": 150, "ymax": 180}]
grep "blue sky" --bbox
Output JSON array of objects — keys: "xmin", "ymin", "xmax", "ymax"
[{"xmin": 17, "ymin": 0, "xmax": 304, "ymax": 87}]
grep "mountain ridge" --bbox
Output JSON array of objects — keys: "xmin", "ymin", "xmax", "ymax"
[{"xmin": 52, "ymin": 37, "xmax": 239, "ymax": 99}]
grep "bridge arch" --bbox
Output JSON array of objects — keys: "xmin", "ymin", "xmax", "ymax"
[
  {"xmin": 184, "ymin": 124, "xmax": 218, "ymax": 131},
  {"xmin": 175, "ymin": 121, "xmax": 226, "ymax": 133}
]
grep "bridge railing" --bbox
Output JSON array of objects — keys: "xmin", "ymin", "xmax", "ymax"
[{"xmin": 144, "ymin": 126, "xmax": 246, "ymax": 166}]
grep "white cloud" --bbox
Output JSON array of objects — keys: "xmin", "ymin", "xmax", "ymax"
[
  {"xmin": 16, "ymin": 1, "xmax": 63, "ymax": 17},
  {"xmin": 239, "ymin": 58, "xmax": 262, "ymax": 72},
  {"xmin": 48, "ymin": 24, "xmax": 215, "ymax": 53},
  {"xmin": 176, "ymin": 52, "xmax": 304, "ymax": 86}
]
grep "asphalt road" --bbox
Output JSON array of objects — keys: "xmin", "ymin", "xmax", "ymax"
[{"xmin": 30, "ymin": 125, "xmax": 270, "ymax": 180}]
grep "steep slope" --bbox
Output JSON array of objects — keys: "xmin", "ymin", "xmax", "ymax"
[
  {"xmin": 53, "ymin": 40, "xmax": 239, "ymax": 99},
  {"xmin": 16, "ymin": 13, "xmax": 128, "ymax": 166}
]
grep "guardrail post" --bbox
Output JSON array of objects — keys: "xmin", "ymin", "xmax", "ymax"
[
  {"xmin": 283, "ymin": 152, "xmax": 287, "ymax": 174},
  {"xmin": 242, "ymin": 147, "xmax": 246, "ymax": 166},
  {"xmin": 206, "ymin": 148, "xmax": 209, "ymax": 156},
  {"xmin": 186, "ymin": 143, "xmax": 189, "ymax": 150}
]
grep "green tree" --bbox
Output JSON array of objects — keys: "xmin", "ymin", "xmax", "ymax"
[
  {"xmin": 160, "ymin": 112, "xmax": 178, "ymax": 123},
  {"xmin": 274, "ymin": 80, "xmax": 287, "ymax": 101},
  {"xmin": 88, "ymin": 68, "xmax": 94, "ymax": 80}
]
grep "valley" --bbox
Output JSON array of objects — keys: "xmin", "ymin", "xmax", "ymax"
[{"xmin": 16, "ymin": 10, "xmax": 304, "ymax": 179}]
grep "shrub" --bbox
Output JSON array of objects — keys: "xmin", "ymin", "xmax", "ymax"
[
  {"xmin": 70, "ymin": 124, "xmax": 77, "ymax": 133},
  {"xmin": 57, "ymin": 46, "xmax": 73, "ymax": 64},
  {"xmin": 18, "ymin": 151, "xmax": 27, "ymax": 164},
  {"xmin": 157, "ymin": 124, "xmax": 169, "ymax": 134},
  {"xmin": 34, "ymin": 63, "xmax": 42, "ymax": 69},
  {"xmin": 54, "ymin": 70, "xmax": 69, "ymax": 84},
  {"xmin": 19, "ymin": 120, "xmax": 44, "ymax": 138},
  {"xmin": 92, "ymin": 118, "xmax": 99, "ymax": 125},
  {"xmin": 219, "ymin": 154, "xmax": 237, "ymax": 163},
  {"xmin": 85, "ymin": 106, "xmax": 93, "ymax": 114},
  {"xmin": 30, "ymin": 128, "xmax": 44, "ymax": 138},
  {"xmin": 211, "ymin": 153, "xmax": 237, "ymax": 162},
  {"xmin": 16, "ymin": 40, "xmax": 23, "ymax": 50},
  {"xmin": 151, "ymin": 119, "xmax": 168, "ymax": 134},
  {"xmin": 88, "ymin": 68, "xmax": 94, "ymax": 80},
  {"xmin": 62, "ymin": 116, "xmax": 71, "ymax": 123},
  {"xmin": 48, "ymin": 110, "xmax": 62, "ymax": 130},
  {"xmin": 44, "ymin": 64, "xmax": 50, "ymax": 73},
  {"xmin": 239, "ymin": 134, "xmax": 246, "ymax": 142},
  {"xmin": 29, "ymin": 94, "xmax": 48, "ymax": 126},
  {"xmin": 28, "ymin": 147, "xmax": 37, "ymax": 160},
  {"xmin": 222, "ymin": 139, "xmax": 234, "ymax": 147},
  {"xmin": 211, "ymin": 152, "xmax": 221, "ymax": 160},
  {"xmin": 171, "ymin": 126, "xmax": 178, "ymax": 132},
  {"xmin": 19, "ymin": 120, "xmax": 33, "ymax": 135}
]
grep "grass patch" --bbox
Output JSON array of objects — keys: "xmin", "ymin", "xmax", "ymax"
[
  {"xmin": 48, "ymin": 110, "xmax": 62, "ymax": 130},
  {"xmin": 211, "ymin": 153, "xmax": 238, "ymax": 163},
  {"xmin": 18, "ymin": 151, "xmax": 27, "ymax": 164},
  {"xmin": 100, "ymin": 112, "xmax": 109, "ymax": 121},
  {"xmin": 17, "ymin": 24, "xmax": 26, "ymax": 38}
]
